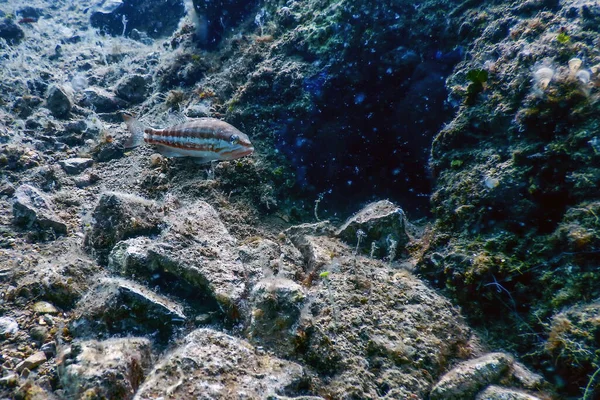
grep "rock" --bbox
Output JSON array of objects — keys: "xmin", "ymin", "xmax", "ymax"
[
  {"xmin": 45, "ymin": 85, "xmax": 73, "ymax": 118},
  {"xmin": 285, "ymin": 232, "xmax": 341, "ymax": 276},
  {"xmin": 59, "ymin": 337, "xmax": 152, "ymax": 400},
  {"xmin": 476, "ymin": 386, "xmax": 543, "ymax": 400},
  {"xmin": 0, "ymin": 17, "xmax": 25, "ymax": 45},
  {"xmin": 17, "ymin": 6, "xmax": 43, "ymax": 20},
  {"xmin": 32, "ymin": 301, "xmax": 59, "ymax": 314},
  {"xmin": 511, "ymin": 362, "xmax": 544, "ymax": 390},
  {"xmin": 283, "ymin": 235, "xmax": 474, "ymax": 398},
  {"xmin": 29, "ymin": 326, "xmax": 49, "ymax": 343},
  {"xmin": 108, "ymin": 201, "xmax": 251, "ymax": 318},
  {"xmin": 336, "ymin": 200, "xmax": 409, "ymax": 258},
  {"xmin": 115, "ymin": 74, "xmax": 148, "ymax": 103},
  {"xmin": 0, "ymin": 374, "xmax": 18, "ymax": 388},
  {"xmin": 0, "ymin": 144, "xmax": 43, "ymax": 171},
  {"xmin": 71, "ymin": 277, "xmax": 186, "ymax": 342},
  {"xmin": 84, "ymin": 191, "xmax": 162, "ymax": 258},
  {"xmin": 16, "ymin": 351, "xmax": 47, "ymax": 372},
  {"xmin": 58, "ymin": 158, "xmax": 94, "ymax": 175},
  {"xmin": 135, "ymin": 328, "xmax": 307, "ymax": 398},
  {"xmin": 8, "ymin": 246, "xmax": 99, "ymax": 309},
  {"xmin": 40, "ymin": 341, "xmax": 57, "ymax": 358},
  {"xmin": 0, "ymin": 316, "xmax": 19, "ymax": 338},
  {"xmin": 92, "ymin": 141, "xmax": 125, "ymax": 162},
  {"xmin": 12, "ymin": 95, "xmax": 43, "ymax": 119},
  {"xmin": 81, "ymin": 87, "xmax": 126, "ymax": 113},
  {"xmin": 12, "ymin": 184, "xmax": 67, "ymax": 235},
  {"xmin": 0, "ymin": 181, "xmax": 15, "ymax": 196},
  {"xmin": 430, "ymin": 353, "xmax": 513, "ymax": 400},
  {"xmin": 74, "ymin": 172, "xmax": 101, "ymax": 188},
  {"xmin": 247, "ymin": 277, "xmax": 306, "ymax": 352},
  {"xmin": 90, "ymin": 0, "xmax": 186, "ymax": 39}
]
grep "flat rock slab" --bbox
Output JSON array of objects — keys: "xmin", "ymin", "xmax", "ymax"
[
  {"xmin": 71, "ymin": 277, "xmax": 186, "ymax": 342},
  {"xmin": 336, "ymin": 200, "xmax": 409, "ymax": 258},
  {"xmin": 12, "ymin": 184, "xmax": 67, "ymax": 234},
  {"xmin": 58, "ymin": 158, "xmax": 94, "ymax": 174},
  {"xmin": 134, "ymin": 328, "xmax": 306, "ymax": 399},
  {"xmin": 16, "ymin": 351, "xmax": 46, "ymax": 372}
]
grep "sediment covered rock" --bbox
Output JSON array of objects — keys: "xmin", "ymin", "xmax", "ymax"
[
  {"xmin": 71, "ymin": 277, "xmax": 186, "ymax": 342},
  {"xmin": 59, "ymin": 337, "xmax": 153, "ymax": 400},
  {"xmin": 12, "ymin": 184, "xmax": 67, "ymax": 235},
  {"xmin": 134, "ymin": 328, "xmax": 307, "ymax": 399}
]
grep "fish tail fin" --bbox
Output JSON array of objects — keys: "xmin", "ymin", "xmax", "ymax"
[{"xmin": 122, "ymin": 113, "xmax": 145, "ymax": 148}]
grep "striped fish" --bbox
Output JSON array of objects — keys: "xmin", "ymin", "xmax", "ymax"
[{"xmin": 122, "ymin": 114, "xmax": 254, "ymax": 163}]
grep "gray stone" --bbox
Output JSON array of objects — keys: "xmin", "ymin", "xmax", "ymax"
[
  {"xmin": 476, "ymin": 386, "xmax": 543, "ymax": 400},
  {"xmin": 84, "ymin": 191, "xmax": 162, "ymax": 257},
  {"xmin": 134, "ymin": 328, "xmax": 306, "ymax": 399},
  {"xmin": 45, "ymin": 85, "xmax": 73, "ymax": 118},
  {"xmin": 71, "ymin": 277, "xmax": 186, "ymax": 342},
  {"xmin": 115, "ymin": 74, "xmax": 148, "ymax": 103},
  {"xmin": 59, "ymin": 337, "xmax": 152, "ymax": 400},
  {"xmin": 108, "ymin": 201, "xmax": 251, "ymax": 318},
  {"xmin": 430, "ymin": 353, "xmax": 513, "ymax": 400},
  {"xmin": 15, "ymin": 351, "xmax": 47, "ymax": 372},
  {"xmin": 58, "ymin": 157, "xmax": 94, "ymax": 175},
  {"xmin": 247, "ymin": 277, "xmax": 306, "ymax": 352},
  {"xmin": 0, "ymin": 316, "xmax": 19, "ymax": 338},
  {"xmin": 40, "ymin": 341, "xmax": 57, "ymax": 358},
  {"xmin": 12, "ymin": 184, "xmax": 67, "ymax": 234},
  {"xmin": 92, "ymin": 141, "xmax": 125, "ymax": 162},
  {"xmin": 29, "ymin": 326, "xmax": 49, "ymax": 343},
  {"xmin": 81, "ymin": 87, "xmax": 126, "ymax": 113},
  {"xmin": 0, "ymin": 18, "xmax": 24, "ymax": 45},
  {"xmin": 336, "ymin": 200, "xmax": 409, "ymax": 258}
]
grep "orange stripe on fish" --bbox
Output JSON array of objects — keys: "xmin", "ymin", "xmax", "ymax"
[{"xmin": 122, "ymin": 114, "xmax": 254, "ymax": 163}]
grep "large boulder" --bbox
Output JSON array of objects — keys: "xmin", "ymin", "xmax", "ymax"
[{"xmin": 108, "ymin": 201, "xmax": 252, "ymax": 320}]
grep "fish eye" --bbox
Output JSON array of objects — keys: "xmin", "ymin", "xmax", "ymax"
[{"xmin": 229, "ymin": 135, "xmax": 239, "ymax": 144}]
